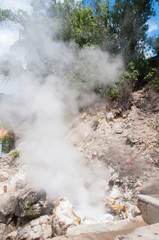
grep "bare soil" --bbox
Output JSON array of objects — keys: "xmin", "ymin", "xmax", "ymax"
[{"xmin": 69, "ymin": 85, "xmax": 159, "ymax": 204}]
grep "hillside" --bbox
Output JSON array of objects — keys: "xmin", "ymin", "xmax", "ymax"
[
  {"xmin": 69, "ymin": 84, "xmax": 159, "ymax": 204},
  {"xmin": 0, "ymin": 84, "xmax": 159, "ymax": 239}
]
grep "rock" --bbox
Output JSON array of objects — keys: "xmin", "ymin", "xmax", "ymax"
[
  {"xmin": 126, "ymin": 204, "xmax": 141, "ymax": 218},
  {"xmin": 0, "ymin": 187, "xmax": 48, "ymax": 225},
  {"xmin": 126, "ymin": 135, "xmax": 139, "ymax": 146},
  {"xmin": 106, "ymin": 112, "xmax": 114, "ymax": 121},
  {"xmin": 108, "ymin": 173, "xmax": 120, "ymax": 187},
  {"xmin": 140, "ymin": 178, "xmax": 159, "ymax": 195},
  {"xmin": 138, "ymin": 194, "xmax": 159, "ymax": 224},
  {"xmin": 114, "ymin": 125, "xmax": 123, "ymax": 134},
  {"xmin": 152, "ymin": 103, "xmax": 159, "ymax": 112},
  {"xmin": 0, "ymin": 195, "xmax": 18, "ymax": 224},
  {"xmin": 4, "ymin": 230, "xmax": 18, "ymax": 240},
  {"xmin": 0, "ymin": 223, "xmax": 6, "ymax": 239},
  {"xmin": 1, "ymin": 220, "xmax": 17, "ymax": 240},
  {"xmin": 0, "ymin": 172, "xmax": 9, "ymax": 182},
  {"xmin": 115, "ymin": 222, "xmax": 159, "ymax": 240},
  {"xmin": 17, "ymin": 215, "xmax": 53, "ymax": 240},
  {"xmin": 110, "ymin": 108, "xmax": 122, "ymax": 119},
  {"xmin": 67, "ymin": 216, "xmax": 146, "ymax": 236},
  {"xmin": 109, "ymin": 186, "xmax": 123, "ymax": 199},
  {"xmin": 106, "ymin": 197, "xmax": 128, "ymax": 219},
  {"xmin": 15, "ymin": 188, "xmax": 48, "ymax": 224},
  {"xmin": 53, "ymin": 198, "xmax": 81, "ymax": 236}
]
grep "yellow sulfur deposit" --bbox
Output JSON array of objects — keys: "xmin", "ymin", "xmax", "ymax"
[
  {"xmin": 75, "ymin": 217, "xmax": 81, "ymax": 225},
  {"xmin": 107, "ymin": 197, "xmax": 128, "ymax": 219},
  {"xmin": 70, "ymin": 207, "xmax": 80, "ymax": 225}
]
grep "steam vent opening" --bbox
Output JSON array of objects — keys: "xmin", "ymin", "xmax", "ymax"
[{"xmin": 0, "ymin": 0, "xmax": 159, "ymax": 239}]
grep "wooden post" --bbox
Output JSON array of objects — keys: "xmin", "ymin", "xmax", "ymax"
[{"xmin": 4, "ymin": 186, "xmax": 7, "ymax": 193}]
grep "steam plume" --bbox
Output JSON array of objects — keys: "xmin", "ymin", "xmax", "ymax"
[{"xmin": 0, "ymin": 0, "xmax": 123, "ymax": 218}]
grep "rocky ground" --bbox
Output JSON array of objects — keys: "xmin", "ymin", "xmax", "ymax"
[
  {"xmin": 69, "ymin": 85, "xmax": 159, "ymax": 204},
  {"xmin": 0, "ymin": 85, "xmax": 159, "ymax": 239}
]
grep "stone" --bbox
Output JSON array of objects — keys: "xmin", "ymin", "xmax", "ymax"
[
  {"xmin": 51, "ymin": 216, "xmax": 146, "ymax": 240},
  {"xmin": 109, "ymin": 186, "xmax": 122, "ymax": 199},
  {"xmin": 126, "ymin": 135, "xmax": 139, "ymax": 146},
  {"xmin": 4, "ymin": 230, "xmax": 18, "ymax": 240},
  {"xmin": 140, "ymin": 178, "xmax": 159, "ymax": 194},
  {"xmin": 15, "ymin": 188, "xmax": 48, "ymax": 224},
  {"xmin": 114, "ymin": 125, "xmax": 123, "ymax": 134},
  {"xmin": 53, "ymin": 198, "xmax": 81, "ymax": 236},
  {"xmin": 106, "ymin": 112, "xmax": 114, "ymax": 121},
  {"xmin": 0, "ymin": 171, "xmax": 9, "ymax": 182},
  {"xmin": 108, "ymin": 173, "xmax": 120, "ymax": 188},
  {"xmin": 17, "ymin": 215, "xmax": 53, "ymax": 240},
  {"xmin": 0, "ymin": 223, "xmax": 6, "ymax": 239},
  {"xmin": 138, "ymin": 194, "xmax": 159, "ymax": 224},
  {"xmin": 0, "ymin": 195, "xmax": 18, "ymax": 224},
  {"xmin": 126, "ymin": 205, "xmax": 141, "ymax": 218},
  {"xmin": 115, "ymin": 223, "xmax": 159, "ymax": 240},
  {"xmin": 67, "ymin": 216, "xmax": 145, "ymax": 236}
]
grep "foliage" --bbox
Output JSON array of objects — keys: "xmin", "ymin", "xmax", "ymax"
[
  {"xmin": 10, "ymin": 150, "xmax": 19, "ymax": 160},
  {"xmin": 151, "ymin": 37, "xmax": 159, "ymax": 55},
  {"xmin": 25, "ymin": 207, "xmax": 34, "ymax": 217},
  {"xmin": 108, "ymin": 62, "xmax": 139, "ymax": 100},
  {"xmin": 1, "ymin": 0, "xmax": 157, "ymax": 65},
  {"xmin": 108, "ymin": 87, "xmax": 118, "ymax": 100},
  {"xmin": 0, "ymin": 0, "xmax": 157, "ymax": 93},
  {"xmin": 120, "ymin": 62, "xmax": 139, "ymax": 86},
  {"xmin": 2, "ymin": 131, "xmax": 15, "ymax": 153},
  {"xmin": 0, "ymin": 9, "xmax": 14, "ymax": 22},
  {"xmin": 107, "ymin": 0, "xmax": 155, "ymax": 64},
  {"xmin": 46, "ymin": 0, "xmax": 157, "ymax": 65},
  {"xmin": 144, "ymin": 68, "xmax": 159, "ymax": 91},
  {"xmin": 48, "ymin": 0, "xmax": 110, "ymax": 47},
  {"xmin": 0, "ymin": 8, "xmax": 28, "ymax": 26}
]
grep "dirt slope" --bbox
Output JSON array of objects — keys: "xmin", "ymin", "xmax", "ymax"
[{"xmin": 69, "ymin": 85, "xmax": 159, "ymax": 204}]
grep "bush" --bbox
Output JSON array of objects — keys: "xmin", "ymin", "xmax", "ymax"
[
  {"xmin": 2, "ymin": 131, "xmax": 15, "ymax": 153},
  {"xmin": 108, "ymin": 62, "xmax": 139, "ymax": 100},
  {"xmin": 144, "ymin": 68, "xmax": 159, "ymax": 91},
  {"xmin": 108, "ymin": 87, "xmax": 118, "ymax": 100},
  {"xmin": 10, "ymin": 150, "xmax": 19, "ymax": 160}
]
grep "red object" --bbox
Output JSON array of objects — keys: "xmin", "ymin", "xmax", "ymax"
[
  {"xmin": 0, "ymin": 129, "xmax": 7, "ymax": 139},
  {"xmin": 4, "ymin": 186, "xmax": 7, "ymax": 193}
]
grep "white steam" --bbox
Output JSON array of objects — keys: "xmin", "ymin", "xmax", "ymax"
[
  {"xmin": 0, "ymin": 0, "xmax": 32, "ymax": 13},
  {"xmin": 0, "ymin": 2, "xmax": 123, "ymax": 218},
  {"xmin": 0, "ymin": 22, "xmax": 20, "ymax": 56}
]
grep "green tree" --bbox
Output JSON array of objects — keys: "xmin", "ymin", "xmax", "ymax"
[
  {"xmin": 0, "ymin": 9, "xmax": 14, "ymax": 22},
  {"xmin": 48, "ymin": 0, "xmax": 110, "ymax": 47},
  {"xmin": 152, "ymin": 37, "xmax": 159, "ymax": 55},
  {"xmin": 2, "ymin": 131, "xmax": 15, "ymax": 153},
  {"xmin": 107, "ymin": 0, "xmax": 155, "ymax": 64}
]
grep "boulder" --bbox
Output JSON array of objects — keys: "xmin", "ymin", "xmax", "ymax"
[
  {"xmin": 17, "ymin": 215, "xmax": 53, "ymax": 240},
  {"xmin": 52, "ymin": 198, "xmax": 81, "ymax": 236},
  {"xmin": 3, "ymin": 230, "xmax": 18, "ymax": 240},
  {"xmin": 0, "ymin": 188, "xmax": 48, "ymax": 225},
  {"xmin": 0, "ymin": 171, "xmax": 9, "ymax": 182},
  {"xmin": 0, "ymin": 195, "xmax": 18, "ymax": 224},
  {"xmin": 0, "ymin": 223, "xmax": 6, "ymax": 239},
  {"xmin": 15, "ymin": 188, "xmax": 48, "ymax": 224}
]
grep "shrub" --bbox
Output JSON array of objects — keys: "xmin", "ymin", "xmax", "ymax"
[
  {"xmin": 144, "ymin": 68, "xmax": 159, "ymax": 91},
  {"xmin": 108, "ymin": 62, "xmax": 139, "ymax": 101},
  {"xmin": 2, "ymin": 131, "xmax": 15, "ymax": 153},
  {"xmin": 108, "ymin": 87, "xmax": 118, "ymax": 100},
  {"xmin": 10, "ymin": 150, "xmax": 19, "ymax": 160}
]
